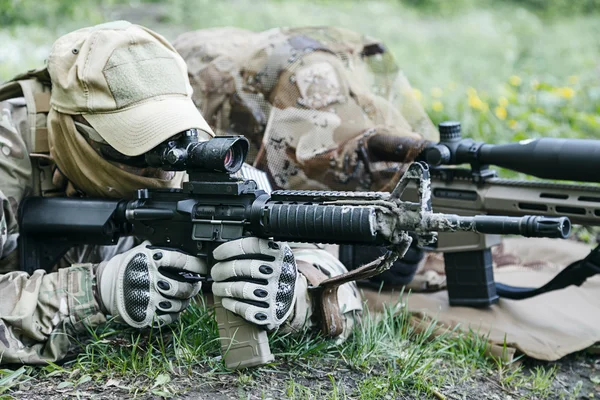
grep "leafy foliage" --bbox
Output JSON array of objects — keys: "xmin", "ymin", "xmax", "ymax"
[
  {"xmin": 503, "ymin": 0, "xmax": 600, "ymax": 15},
  {"xmin": 2, "ymin": 0, "xmax": 600, "ymax": 27}
]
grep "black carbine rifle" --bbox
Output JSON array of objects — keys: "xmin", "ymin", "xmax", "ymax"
[{"xmin": 18, "ymin": 131, "xmax": 570, "ymax": 368}]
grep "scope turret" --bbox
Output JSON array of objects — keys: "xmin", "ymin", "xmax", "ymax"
[{"xmin": 424, "ymin": 122, "xmax": 600, "ymax": 183}]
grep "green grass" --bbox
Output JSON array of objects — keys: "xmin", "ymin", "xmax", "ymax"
[
  {"xmin": 5, "ymin": 295, "xmax": 559, "ymax": 398},
  {"xmin": 0, "ymin": 291, "xmax": 581, "ymax": 398}
]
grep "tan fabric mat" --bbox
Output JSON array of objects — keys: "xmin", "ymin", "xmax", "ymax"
[{"xmin": 361, "ymin": 238, "xmax": 600, "ymax": 361}]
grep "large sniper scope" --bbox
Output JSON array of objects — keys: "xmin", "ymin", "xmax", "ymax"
[
  {"xmin": 145, "ymin": 130, "xmax": 249, "ymax": 173},
  {"xmin": 424, "ymin": 121, "xmax": 600, "ymax": 183}
]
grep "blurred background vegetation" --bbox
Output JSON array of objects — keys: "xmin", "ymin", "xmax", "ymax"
[{"xmin": 1, "ymin": 0, "xmax": 599, "ymax": 145}]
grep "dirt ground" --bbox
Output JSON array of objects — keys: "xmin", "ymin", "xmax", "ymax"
[{"xmin": 8, "ymin": 350, "xmax": 600, "ymax": 399}]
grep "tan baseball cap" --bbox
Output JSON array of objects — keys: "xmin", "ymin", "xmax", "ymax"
[{"xmin": 48, "ymin": 20, "xmax": 214, "ymax": 156}]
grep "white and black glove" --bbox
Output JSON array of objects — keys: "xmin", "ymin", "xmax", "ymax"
[
  {"xmin": 97, "ymin": 241, "xmax": 207, "ymax": 328},
  {"xmin": 211, "ymin": 237, "xmax": 298, "ymax": 330}
]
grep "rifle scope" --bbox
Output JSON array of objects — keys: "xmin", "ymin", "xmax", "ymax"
[
  {"xmin": 425, "ymin": 121, "xmax": 600, "ymax": 183},
  {"xmin": 145, "ymin": 130, "xmax": 249, "ymax": 173}
]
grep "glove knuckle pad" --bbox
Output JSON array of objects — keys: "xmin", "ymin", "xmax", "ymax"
[
  {"xmin": 157, "ymin": 298, "xmax": 185, "ymax": 312},
  {"xmin": 123, "ymin": 253, "xmax": 152, "ymax": 323},
  {"xmin": 155, "ymin": 280, "xmax": 180, "ymax": 299},
  {"xmin": 274, "ymin": 246, "xmax": 297, "ymax": 320}
]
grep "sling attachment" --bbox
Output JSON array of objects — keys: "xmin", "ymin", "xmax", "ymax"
[
  {"xmin": 297, "ymin": 249, "xmax": 399, "ymax": 337},
  {"xmin": 496, "ymin": 243, "xmax": 600, "ymax": 299}
]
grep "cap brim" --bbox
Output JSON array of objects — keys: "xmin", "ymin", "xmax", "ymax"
[{"xmin": 83, "ymin": 96, "xmax": 214, "ymax": 156}]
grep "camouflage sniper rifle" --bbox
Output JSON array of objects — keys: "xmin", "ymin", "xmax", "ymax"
[
  {"xmin": 367, "ymin": 121, "xmax": 600, "ymax": 308},
  {"xmin": 17, "ymin": 131, "xmax": 569, "ymax": 369}
]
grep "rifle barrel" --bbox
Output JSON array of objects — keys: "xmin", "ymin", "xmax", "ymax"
[{"xmin": 424, "ymin": 214, "xmax": 571, "ymax": 239}]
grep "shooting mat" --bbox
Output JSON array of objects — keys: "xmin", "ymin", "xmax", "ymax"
[{"xmin": 361, "ymin": 237, "xmax": 600, "ymax": 361}]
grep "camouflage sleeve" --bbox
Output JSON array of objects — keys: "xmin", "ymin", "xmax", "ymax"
[
  {"xmin": 0, "ymin": 192, "xmax": 18, "ymax": 267},
  {"xmin": 0, "ymin": 265, "xmax": 106, "ymax": 364},
  {"xmin": 0, "ymin": 181, "xmax": 107, "ymax": 365},
  {"xmin": 0, "ymin": 101, "xmax": 107, "ymax": 364},
  {"xmin": 0, "ymin": 102, "xmax": 31, "ymax": 268}
]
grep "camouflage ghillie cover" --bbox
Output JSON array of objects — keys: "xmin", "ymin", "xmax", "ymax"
[{"xmin": 174, "ymin": 27, "xmax": 438, "ymax": 192}]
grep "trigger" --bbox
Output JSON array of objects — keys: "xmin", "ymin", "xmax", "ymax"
[{"xmin": 178, "ymin": 271, "xmax": 205, "ymax": 282}]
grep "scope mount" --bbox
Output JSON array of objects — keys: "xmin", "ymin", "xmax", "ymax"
[
  {"xmin": 429, "ymin": 165, "xmax": 498, "ymax": 185},
  {"xmin": 427, "ymin": 121, "xmax": 498, "ymax": 185}
]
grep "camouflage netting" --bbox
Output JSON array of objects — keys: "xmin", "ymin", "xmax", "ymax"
[{"xmin": 174, "ymin": 26, "xmax": 438, "ymax": 192}]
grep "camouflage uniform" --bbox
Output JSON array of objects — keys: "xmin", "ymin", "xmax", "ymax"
[
  {"xmin": 0, "ymin": 98, "xmax": 108, "ymax": 364},
  {"xmin": 174, "ymin": 27, "xmax": 439, "ymax": 192}
]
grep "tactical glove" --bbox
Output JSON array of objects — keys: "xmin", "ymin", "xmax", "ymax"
[
  {"xmin": 97, "ymin": 241, "xmax": 207, "ymax": 328},
  {"xmin": 211, "ymin": 237, "xmax": 298, "ymax": 330}
]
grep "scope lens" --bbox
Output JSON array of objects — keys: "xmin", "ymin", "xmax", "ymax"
[
  {"xmin": 223, "ymin": 141, "xmax": 245, "ymax": 172},
  {"xmin": 224, "ymin": 149, "xmax": 233, "ymax": 169}
]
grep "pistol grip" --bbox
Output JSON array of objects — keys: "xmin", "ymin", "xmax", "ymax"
[{"xmin": 213, "ymin": 295, "xmax": 274, "ymax": 369}]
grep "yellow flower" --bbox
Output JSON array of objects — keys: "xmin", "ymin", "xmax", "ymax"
[
  {"xmin": 554, "ymin": 87, "xmax": 575, "ymax": 99},
  {"xmin": 508, "ymin": 119, "xmax": 518, "ymax": 129},
  {"xmin": 498, "ymin": 96, "xmax": 509, "ymax": 107},
  {"xmin": 412, "ymin": 88, "xmax": 423, "ymax": 101},
  {"xmin": 468, "ymin": 94, "xmax": 489, "ymax": 112},
  {"xmin": 530, "ymin": 79, "xmax": 540, "ymax": 90},
  {"xmin": 467, "ymin": 87, "xmax": 477, "ymax": 96},
  {"xmin": 509, "ymin": 75, "xmax": 522, "ymax": 87},
  {"xmin": 494, "ymin": 106, "xmax": 507, "ymax": 120},
  {"xmin": 568, "ymin": 75, "xmax": 579, "ymax": 85},
  {"xmin": 432, "ymin": 100, "xmax": 444, "ymax": 112},
  {"xmin": 430, "ymin": 87, "xmax": 443, "ymax": 98}
]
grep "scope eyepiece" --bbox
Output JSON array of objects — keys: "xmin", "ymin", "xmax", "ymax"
[
  {"xmin": 145, "ymin": 133, "xmax": 249, "ymax": 174},
  {"xmin": 426, "ymin": 145, "xmax": 451, "ymax": 166}
]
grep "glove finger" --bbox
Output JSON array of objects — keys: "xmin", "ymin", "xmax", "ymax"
[
  {"xmin": 155, "ymin": 312, "xmax": 180, "ymax": 327},
  {"xmin": 212, "ymin": 281, "xmax": 271, "ymax": 303},
  {"xmin": 156, "ymin": 297, "xmax": 189, "ymax": 313},
  {"xmin": 155, "ymin": 276, "xmax": 202, "ymax": 299},
  {"xmin": 211, "ymin": 259, "xmax": 277, "ymax": 282},
  {"xmin": 213, "ymin": 237, "xmax": 281, "ymax": 261},
  {"xmin": 221, "ymin": 297, "xmax": 270, "ymax": 327},
  {"xmin": 150, "ymin": 248, "xmax": 208, "ymax": 274}
]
